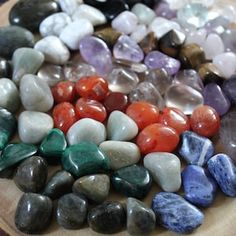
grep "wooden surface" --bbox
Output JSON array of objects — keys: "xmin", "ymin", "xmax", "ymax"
[{"xmin": 0, "ymin": 1, "xmax": 236, "ymax": 236}]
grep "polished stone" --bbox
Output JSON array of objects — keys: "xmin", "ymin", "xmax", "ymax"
[
  {"xmin": 0, "ymin": 57, "xmax": 11, "ymax": 78},
  {"xmin": 58, "ymin": 0, "xmax": 78, "ymax": 16},
  {"xmin": 130, "ymin": 24, "xmax": 148, "ymax": 43},
  {"xmin": 138, "ymin": 32, "xmax": 158, "ymax": 55},
  {"xmin": 223, "ymin": 75, "xmax": 236, "ymax": 104}
]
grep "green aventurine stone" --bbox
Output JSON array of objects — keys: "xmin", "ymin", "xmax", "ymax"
[
  {"xmin": 62, "ymin": 142, "xmax": 110, "ymax": 178},
  {"xmin": 0, "ymin": 143, "xmax": 38, "ymax": 171},
  {"xmin": 0, "ymin": 107, "xmax": 17, "ymax": 151},
  {"xmin": 40, "ymin": 129, "xmax": 67, "ymax": 161},
  {"xmin": 111, "ymin": 164, "xmax": 152, "ymax": 199}
]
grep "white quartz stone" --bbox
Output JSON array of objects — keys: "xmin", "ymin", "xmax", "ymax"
[
  {"xmin": 18, "ymin": 111, "xmax": 54, "ymax": 144},
  {"xmin": 39, "ymin": 12, "xmax": 72, "ymax": 37},
  {"xmin": 186, "ymin": 28, "xmax": 207, "ymax": 48},
  {"xmin": 58, "ymin": 0, "xmax": 79, "ymax": 16},
  {"xmin": 130, "ymin": 24, "xmax": 148, "ymax": 43},
  {"xmin": 67, "ymin": 118, "xmax": 106, "ymax": 145},
  {"xmin": 72, "ymin": 4, "xmax": 107, "ymax": 26},
  {"xmin": 144, "ymin": 152, "xmax": 182, "ymax": 192},
  {"xmin": 59, "ymin": 19, "xmax": 94, "ymax": 50},
  {"xmin": 34, "ymin": 36, "xmax": 70, "ymax": 65}
]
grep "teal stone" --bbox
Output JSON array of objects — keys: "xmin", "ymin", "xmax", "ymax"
[
  {"xmin": 0, "ymin": 143, "xmax": 38, "ymax": 171},
  {"xmin": 111, "ymin": 164, "xmax": 152, "ymax": 199},
  {"xmin": 39, "ymin": 128, "xmax": 67, "ymax": 163},
  {"xmin": 0, "ymin": 108, "xmax": 17, "ymax": 151},
  {"xmin": 62, "ymin": 142, "xmax": 110, "ymax": 178}
]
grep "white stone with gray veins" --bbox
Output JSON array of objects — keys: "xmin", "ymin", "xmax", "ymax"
[
  {"xmin": 58, "ymin": 0, "xmax": 79, "ymax": 16},
  {"xmin": 72, "ymin": 4, "xmax": 107, "ymax": 26},
  {"xmin": 99, "ymin": 141, "xmax": 141, "ymax": 170},
  {"xmin": 59, "ymin": 19, "xmax": 94, "ymax": 50},
  {"xmin": 18, "ymin": 111, "xmax": 54, "ymax": 144},
  {"xmin": 0, "ymin": 78, "xmax": 20, "ymax": 113},
  {"xmin": 39, "ymin": 13, "xmax": 72, "ymax": 37},
  {"xmin": 144, "ymin": 152, "xmax": 182, "ymax": 192},
  {"xmin": 67, "ymin": 118, "xmax": 106, "ymax": 146},
  {"xmin": 34, "ymin": 36, "xmax": 70, "ymax": 65},
  {"xmin": 20, "ymin": 74, "xmax": 54, "ymax": 112}
]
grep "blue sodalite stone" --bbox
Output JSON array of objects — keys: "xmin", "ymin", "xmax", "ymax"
[
  {"xmin": 207, "ymin": 154, "xmax": 236, "ymax": 197},
  {"xmin": 152, "ymin": 192, "xmax": 204, "ymax": 234},
  {"xmin": 179, "ymin": 131, "xmax": 214, "ymax": 166},
  {"xmin": 182, "ymin": 165, "xmax": 217, "ymax": 207}
]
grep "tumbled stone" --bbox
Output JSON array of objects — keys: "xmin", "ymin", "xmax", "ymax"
[
  {"xmin": 182, "ymin": 165, "xmax": 217, "ymax": 207},
  {"xmin": 111, "ymin": 164, "xmax": 152, "ymax": 199},
  {"xmin": 15, "ymin": 193, "xmax": 52, "ymax": 234},
  {"xmin": 106, "ymin": 67, "xmax": 139, "ymax": 94},
  {"xmin": 0, "ymin": 78, "xmax": 20, "ymax": 113},
  {"xmin": 14, "ymin": 156, "xmax": 48, "ymax": 193},
  {"xmin": 152, "ymin": 192, "xmax": 204, "ymax": 233},
  {"xmin": 99, "ymin": 141, "xmax": 141, "ymax": 170},
  {"xmin": 60, "ymin": 19, "xmax": 94, "ymax": 50},
  {"xmin": 0, "ymin": 108, "xmax": 17, "ymax": 151},
  {"xmin": 155, "ymin": 1, "xmax": 177, "ymax": 19},
  {"xmin": 34, "ymin": 36, "xmax": 70, "ymax": 65},
  {"xmin": 127, "ymin": 197, "xmax": 156, "ymax": 236},
  {"xmin": 62, "ymin": 142, "xmax": 110, "ymax": 178},
  {"xmin": 0, "ymin": 26, "xmax": 34, "ymax": 59},
  {"xmin": 144, "ymin": 152, "xmax": 181, "ymax": 192},
  {"xmin": 73, "ymin": 174, "xmax": 110, "ymax": 203},
  {"xmin": 12, "ymin": 48, "xmax": 44, "ymax": 84},
  {"xmin": 208, "ymin": 154, "xmax": 236, "ymax": 197},
  {"xmin": 43, "ymin": 170, "xmax": 74, "ymax": 200},
  {"xmin": 139, "ymin": 32, "xmax": 158, "ymax": 55},
  {"xmin": 179, "ymin": 131, "xmax": 214, "ymax": 166},
  {"xmin": 0, "ymin": 57, "xmax": 11, "ymax": 78},
  {"xmin": 58, "ymin": 0, "xmax": 78, "ymax": 16},
  {"xmin": 130, "ymin": 24, "xmax": 148, "ymax": 43},
  {"xmin": 186, "ymin": 28, "xmax": 207, "ymax": 47},
  {"xmin": 79, "ymin": 36, "xmax": 112, "ymax": 75},
  {"xmin": 67, "ymin": 118, "xmax": 106, "ymax": 146},
  {"xmin": 107, "ymin": 111, "xmax": 138, "ymax": 141},
  {"xmin": 56, "ymin": 193, "xmax": 88, "ymax": 229},
  {"xmin": 88, "ymin": 201, "xmax": 126, "ymax": 234},
  {"xmin": 0, "ymin": 143, "xmax": 37, "ymax": 172},
  {"xmin": 221, "ymin": 29, "xmax": 236, "ymax": 53},
  {"xmin": 165, "ymin": 84, "xmax": 204, "ymax": 115},
  {"xmin": 223, "ymin": 75, "xmax": 236, "ymax": 104},
  {"xmin": 39, "ymin": 12, "xmax": 72, "ymax": 37},
  {"xmin": 18, "ymin": 111, "xmax": 53, "ymax": 144}
]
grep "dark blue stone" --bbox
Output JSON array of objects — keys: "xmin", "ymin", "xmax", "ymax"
[
  {"xmin": 179, "ymin": 131, "xmax": 214, "ymax": 166},
  {"xmin": 152, "ymin": 192, "xmax": 204, "ymax": 234},
  {"xmin": 222, "ymin": 75, "xmax": 236, "ymax": 104},
  {"xmin": 182, "ymin": 165, "xmax": 217, "ymax": 207},
  {"xmin": 207, "ymin": 154, "xmax": 236, "ymax": 197}
]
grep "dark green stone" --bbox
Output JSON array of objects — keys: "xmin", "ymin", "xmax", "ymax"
[
  {"xmin": 39, "ymin": 128, "xmax": 67, "ymax": 163},
  {"xmin": 0, "ymin": 26, "xmax": 34, "ymax": 59},
  {"xmin": 0, "ymin": 143, "xmax": 38, "ymax": 171},
  {"xmin": 62, "ymin": 142, "xmax": 110, "ymax": 178},
  {"xmin": 111, "ymin": 164, "xmax": 152, "ymax": 199},
  {"xmin": 0, "ymin": 107, "xmax": 17, "ymax": 151}
]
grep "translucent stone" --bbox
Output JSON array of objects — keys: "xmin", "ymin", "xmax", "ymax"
[
  {"xmin": 129, "ymin": 82, "xmax": 164, "ymax": 109},
  {"xmin": 165, "ymin": 0, "xmax": 188, "ymax": 10},
  {"xmin": 37, "ymin": 64, "xmax": 64, "ymax": 87},
  {"xmin": 63, "ymin": 62, "xmax": 96, "ymax": 82},
  {"xmin": 130, "ymin": 24, "xmax": 148, "ymax": 43},
  {"xmin": 173, "ymin": 69, "xmax": 204, "ymax": 92},
  {"xmin": 218, "ymin": 5, "xmax": 236, "ymax": 23},
  {"xmin": 165, "ymin": 84, "xmax": 204, "ymax": 115},
  {"xmin": 177, "ymin": 3, "xmax": 208, "ymax": 28},
  {"xmin": 205, "ymin": 16, "xmax": 230, "ymax": 35},
  {"xmin": 185, "ymin": 28, "xmax": 207, "ymax": 48},
  {"xmin": 106, "ymin": 67, "xmax": 139, "ymax": 94},
  {"xmin": 221, "ymin": 29, "xmax": 236, "ymax": 53},
  {"xmin": 190, "ymin": 0, "xmax": 215, "ymax": 8},
  {"xmin": 113, "ymin": 59, "xmax": 147, "ymax": 74},
  {"xmin": 154, "ymin": 1, "xmax": 177, "ymax": 20},
  {"xmin": 220, "ymin": 111, "xmax": 236, "ymax": 161}
]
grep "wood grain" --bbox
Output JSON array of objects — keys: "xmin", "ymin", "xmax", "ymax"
[{"xmin": 0, "ymin": 1, "xmax": 236, "ymax": 236}]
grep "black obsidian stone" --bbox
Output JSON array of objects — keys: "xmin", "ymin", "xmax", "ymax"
[
  {"xmin": 0, "ymin": 57, "xmax": 11, "ymax": 78},
  {"xmin": 125, "ymin": 0, "xmax": 157, "ymax": 7},
  {"xmin": 0, "ymin": 26, "xmax": 34, "ymax": 59},
  {"xmin": 84, "ymin": 0, "xmax": 129, "ymax": 21},
  {"xmin": 9, "ymin": 0, "xmax": 61, "ymax": 32},
  {"xmin": 88, "ymin": 201, "xmax": 126, "ymax": 234}
]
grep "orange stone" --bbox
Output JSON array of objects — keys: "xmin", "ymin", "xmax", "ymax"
[
  {"xmin": 126, "ymin": 101, "xmax": 159, "ymax": 130},
  {"xmin": 158, "ymin": 107, "xmax": 190, "ymax": 134},
  {"xmin": 190, "ymin": 105, "xmax": 220, "ymax": 137},
  {"xmin": 136, "ymin": 123, "xmax": 180, "ymax": 154},
  {"xmin": 75, "ymin": 76, "xmax": 109, "ymax": 101}
]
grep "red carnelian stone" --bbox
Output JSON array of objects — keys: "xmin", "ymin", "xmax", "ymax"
[
  {"xmin": 51, "ymin": 81, "xmax": 76, "ymax": 104},
  {"xmin": 103, "ymin": 92, "xmax": 129, "ymax": 113},
  {"xmin": 136, "ymin": 123, "xmax": 180, "ymax": 154},
  {"xmin": 75, "ymin": 98, "xmax": 107, "ymax": 122},
  {"xmin": 158, "ymin": 107, "xmax": 190, "ymax": 135},
  {"xmin": 190, "ymin": 105, "xmax": 220, "ymax": 137},
  {"xmin": 52, "ymin": 102, "xmax": 77, "ymax": 133},
  {"xmin": 75, "ymin": 76, "xmax": 109, "ymax": 101},
  {"xmin": 126, "ymin": 101, "xmax": 159, "ymax": 130}
]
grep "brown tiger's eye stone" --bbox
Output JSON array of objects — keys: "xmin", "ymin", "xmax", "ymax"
[
  {"xmin": 139, "ymin": 32, "xmax": 158, "ymax": 55},
  {"xmin": 179, "ymin": 43, "xmax": 206, "ymax": 69}
]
